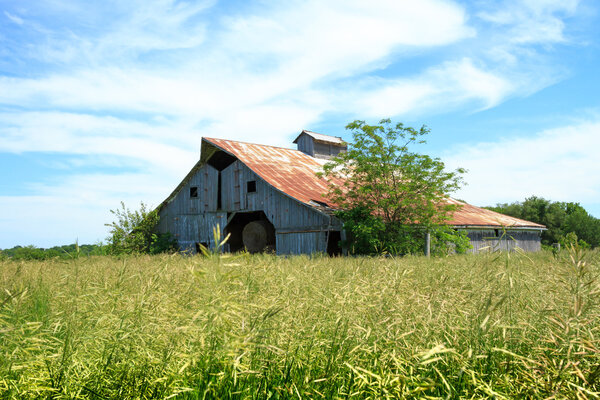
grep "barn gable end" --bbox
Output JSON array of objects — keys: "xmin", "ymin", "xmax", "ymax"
[{"xmin": 157, "ymin": 140, "xmax": 343, "ymax": 255}]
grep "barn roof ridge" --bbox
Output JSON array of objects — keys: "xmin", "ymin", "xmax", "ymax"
[{"xmin": 203, "ymin": 136, "xmax": 302, "ymax": 152}]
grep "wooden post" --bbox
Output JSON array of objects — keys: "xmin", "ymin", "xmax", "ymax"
[
  {"xmin": 340, "ymin": 229, "xmax": 348, "ymax": 256},
  {"xmin": 425, "ymin": 232, "xmax": 431, "ymax": 258}
]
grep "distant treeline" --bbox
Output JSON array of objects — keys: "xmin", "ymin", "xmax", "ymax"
[
  {"xmin": 485, "ymin": 196, "xmax": 600, "ymax": 248},
  {"xmin": 0, "ymin": 243, "xmax": 106, "ymax": 260}
]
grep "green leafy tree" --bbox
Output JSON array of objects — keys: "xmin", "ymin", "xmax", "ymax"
[
  {"xmin": 563, "ymin": 204, "xmax": 600, "ymax": 247},
  {"xmin": 105, "ymin": 202, "xmax": 177, "ymax": 255},
  {"xmin": 321, "ymin": 119, "xmax": 468, "ymax": 255}
]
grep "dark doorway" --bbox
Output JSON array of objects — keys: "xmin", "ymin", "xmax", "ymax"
[
  {"xmin": 327, "ymin": 231, "xmax": 342, "ymax": 256},
  {"xmin": 225, "ymin": 211, "xmax": 276, "ymax": 253}
]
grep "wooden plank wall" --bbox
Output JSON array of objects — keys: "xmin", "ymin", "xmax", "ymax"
[
  {"xmin": 157, "ymin": 164, "xmax": 223, "ymax": 250},
  {"xmin": 464, "ymin": 229, "xmax": 542, "ymax": 253},
  {"xmin": 296, "ymin": 133, "xmax": 314, "ymax": 156},
  {"xmin": 221, "ymin": 160, "xmax": 335, "ymax": 232},
  {"xmin": 159, "ymin": 159, "xmax": 339, "ymax": 255},
  {"xmin": 297, "ymin": 133, "xmax": 345, "ymax": 159},
  {"xmin": 276, "ymin": 231, "xmax": 327, "ymax": 255},
  {"xmin": 172, "ymin": 213, "xmax": 227, "ymax": 252},
  {"xmin": 313, "ymin": 141, "xmax": 344, "ymax": 159}
]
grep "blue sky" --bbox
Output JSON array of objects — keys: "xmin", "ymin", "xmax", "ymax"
[{"xmin": 1, "ymin": 0, "xmax": 599, "ymax": 248}]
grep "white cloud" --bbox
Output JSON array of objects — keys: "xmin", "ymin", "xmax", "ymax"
[
  {"xmin": 221, "ymin": 0, "xmax": 473, "ymax": 75},
  {"xmin": 351, "ymin": 58, "xmax": 515, "ymax": 117},
  {"xmin": 444, "ymin": 119, "xmax": 600, "ymax": 210},
  {"xmin": 478, "ymin": 0, "xmax": 578, "ymax": 44},
  {"xmin": 0, "ymin": 111, "xmax": 198, "ymax": 173},
  {"xmin": 0, "ymin": 0, "xmax": 474, "ymax": 117}
]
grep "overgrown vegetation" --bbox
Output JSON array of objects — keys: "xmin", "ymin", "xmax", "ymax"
[
  {"xmin": 105, "ymin": 201, "xmax": 177, "ymax": 255},
  {"xmin": 336, "ymin": 207, "xmax": 471, "ymax": 256},
  {"xmin": 320, "ymin": 119, "xmax": 468, "ymax": 255},
  {"xmin": 486, "ymin": 196, "xmax": 600, "ymax": 248},
  {"xmin": 1, "ymin": 249, "xmax": 598, "ymax": 398},
  {"xmin": 0, "ymin": 243, "xmax": 105, "ymax": 260}
]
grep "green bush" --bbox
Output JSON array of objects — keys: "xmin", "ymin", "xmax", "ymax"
[
  {"xmin": 337, "ymin": 207, "xmax": 472, "ymax": 256},
  {"xmin": 105, "ymin": 202, "xmax": 177, "ymax": 255},
  {"xmin": 429, "ymin": 225, "xmax": 472, "ymax": 255}
]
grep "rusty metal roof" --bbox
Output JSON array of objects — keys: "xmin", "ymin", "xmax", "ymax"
[
  {"xmin": 201, "ymin": 137, "xmax": 545, "ymax": 229},
  {"xmin": 203, "ymin": 137, "xmax": 342, "ymax": 207},
  {"xmin": 444, "ymin": 198, "xmax": 545, "ymax": 229},
  {"xmin": 292, "ymin": 130, "xmax": 346, "ymax": 145}
]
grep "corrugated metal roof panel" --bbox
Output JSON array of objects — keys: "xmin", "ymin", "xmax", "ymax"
[
  {"xmin": 445, "ymin": 198, "xmax": 545, "ymax": 229},
  {"xmin": 203, "ymin": 137, "xmax": 343, "ymax": 207},
  {"xmin": 202, "ymin": 137, "xmax": 545, "ymax": 229}
]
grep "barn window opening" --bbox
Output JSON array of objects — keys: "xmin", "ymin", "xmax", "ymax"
[
  {"xmin": 190, "ymin": 186, "xmax": 198, "ymax": 198},
  {"xmin": 494, "ymin": 229, "xmax": 500, "ymax": 237},
  {"xmin": 247, "ymin": 180, "xmax": 256, "ymax": 193},
  {"xmin": 207, "ymin": 150, "xmax": 236, "ymax": 171}
]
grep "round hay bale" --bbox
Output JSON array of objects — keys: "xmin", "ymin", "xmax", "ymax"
[{"xmin": 242, "ymin": 220, "xmax": 268, "ymax": 253}]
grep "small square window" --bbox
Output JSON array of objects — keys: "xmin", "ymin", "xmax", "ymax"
[
  {"xmin": 190, "ymin": 186, "xmax": 198, "ymax": 198},
  {"xmin": 247, "ymin": 180, "xmax": 256, "ymax": 193}
]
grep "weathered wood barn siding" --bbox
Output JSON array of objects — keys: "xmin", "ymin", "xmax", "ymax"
[
  {"xmin": 276, "ymin": 231, "xmax": 327, "ymax": 254},
  {"xmin": 158, "ymin": 159, "xmax": 339, "ymax": 254},
  {"xmin": 221, "ymin": 160, "xmax": 336, "ymax": 254},
  {"xmin": 463, "ymin": 229, "xmax": 542, "ymax": 253},
  {"xmin": 157, "ymin": 163, "xmax": 226, "ymax": 251},
  {"xmin": 295, "ymin": 133, "xmax": 346, "ymax": 159},
  {"xmin": 295, "ymin": 134, "xmax": 315, "ymax": 157}
]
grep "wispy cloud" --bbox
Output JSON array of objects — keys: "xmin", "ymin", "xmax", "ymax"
[
  {"xmin": 478, "ymin": 0, "xmax": 578, "ymax": 44},
  {"xmin": 348, "ymin": 58, "xmax": 515, "ymax": 117},
  {"xmin": 445, "ymin": 117, "xmax": 600, "ymax": 208},
  {"xmin": 4, "ymin": 11, "xmax": 23, "ymax": 25}
]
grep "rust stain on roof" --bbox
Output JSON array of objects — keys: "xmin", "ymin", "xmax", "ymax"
[
  {"xmin": 202, "ymin": 137, "xmax": 545, "ymax": 229},
  {"xmin": 204, "ymin": 137, "xmax": 343, "ymax": 207},
  {"xmin": 444, "ymin": 198, "xmax": 545, "ymax": 229}
]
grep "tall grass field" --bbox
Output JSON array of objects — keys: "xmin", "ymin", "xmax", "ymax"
[{"xmin": 1, "ymin": 249, "xmax": 599, "ymax": 399}]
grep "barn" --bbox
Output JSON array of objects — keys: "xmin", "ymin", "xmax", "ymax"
[{"xmin": 156, "ymin": 131, "xmax": 545, "ymax": 255}]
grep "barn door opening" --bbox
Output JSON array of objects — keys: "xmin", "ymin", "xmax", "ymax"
[
  {"xmin": 225, "ymin": 211, "xmax": 275, "ymax": 253},
  {"xmin": 327, "ymin": 231, "xmax": 342, "ymax": 256}
]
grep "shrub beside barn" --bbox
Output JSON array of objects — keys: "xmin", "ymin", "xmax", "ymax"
[{"xmin": 156, "ymin": 131, "xmax": 545, "ymax": 254}]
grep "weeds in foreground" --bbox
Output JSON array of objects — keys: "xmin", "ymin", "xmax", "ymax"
[{"xmin": 0, "ymin": 249, "xmax": 598, "ymax": 399}]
